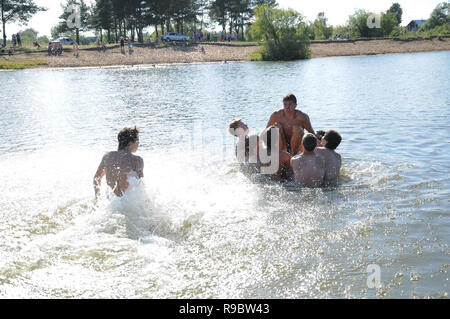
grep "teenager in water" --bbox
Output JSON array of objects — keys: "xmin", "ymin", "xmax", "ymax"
[
  {"xmin": 315, "ymin": 130, "xmax": 342, "ymax": 185},
  {"xmin": 93, "ymin": 127, "xmax": 144, "ymax": 198},
  {"xmin": 266, "ymin": 93, "xmax": 315, "ymax": 156}
]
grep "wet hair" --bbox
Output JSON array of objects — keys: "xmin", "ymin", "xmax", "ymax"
[
  {"xmin": 227, "ymin": 119, "xmax": 243, "ymax": 136},
  {"xmin": 302, "ymin": 133, "xmax": 317, "ymax": 152},
  {"xmin": 283, "ymin": 93, "xmax": 297, "ymax": 104},
  {"xmin": 316, "ymin": 130, "xmax": 326, "ymax": 141},
  {"xmin": 118, "ymin": 127, "xmax": 140, "ymax": 150},
  {"xmin": 323, "ymin": 130, "xmax": 342, "ymax": 150}
]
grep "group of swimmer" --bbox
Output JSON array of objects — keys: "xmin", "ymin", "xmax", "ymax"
[
  {"xmin": 93, "ymin": 93, "xmax": 341, "ymax": 197},
  {"xmin": 227, "ymin": 93, "xmax": 342, "ymax": 187}
]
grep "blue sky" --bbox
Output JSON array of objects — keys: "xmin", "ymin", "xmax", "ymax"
[{"xmin": 3, "ymin": 0, "xmax": 443, "ymax": 38}]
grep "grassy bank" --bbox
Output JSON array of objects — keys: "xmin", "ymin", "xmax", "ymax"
[{"xmin": 0, "ymin": 59, "xmax": 48, "ymax": 70}]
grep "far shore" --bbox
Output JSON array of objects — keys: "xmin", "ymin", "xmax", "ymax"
[{"xmin": 1, "ymin": 37, "xmax": 449, "ymax": 70}]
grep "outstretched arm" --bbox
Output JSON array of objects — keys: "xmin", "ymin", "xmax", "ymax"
[
  {"xmin": 93, "ymin": 155, "xmax": 106, "ymax": 197},
  {"xmin": 303, "ymin": 114, "xmax": 315, "ymax": 135},
  {"xmin": 266, "ymin": 112, "xmax": 278, "ymax": 128}
]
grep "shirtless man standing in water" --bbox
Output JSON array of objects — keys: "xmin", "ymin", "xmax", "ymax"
[
  {"xmin": 266, "ymin": 93, "xmax": 315, "ymax": 156},
  {"xmin": 93, "ymin": 127, "xmax": 144, "ymax": 197}
]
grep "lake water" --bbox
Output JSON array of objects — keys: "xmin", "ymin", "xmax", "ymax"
[{"xmin": 0, "ymin": 51, "xmax": 449, "ymax": 298}]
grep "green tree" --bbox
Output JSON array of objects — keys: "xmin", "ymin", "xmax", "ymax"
[
  {"xmin": 421, "ymin": 2, "xmax": 449, "ymax": 30},
  {"xmin": 312, "ymin": 12, "xmax": 332, "ymax": 40},
  {"xmin": 53, "ymin": 0, "xmax": 91, "ymax": 44},
  {"xmin": 37, "ymin": 35, "xmax": 49, "ymax": 44},
  {"xmin": 19, "ymin": 27, "xmax": 38, "ymax": 40},
  {"xmin": 251, "ymin": 4, "xmax": 310, "ymax": 60},
  {"xmin": 209, "ymin": 0, "xmax": 229, "ymax": 31},
  {"xmin": 349, "ymin": 9, "xmax": 385, "ymax": 38},
  {"xmin": 387, "ymin": 2, "xmax": 403, "ymax": 26},
  {"xmin": 91, "ymin": 0, "xmax": 113, "ymax": 42},
  {"xmin": 0, "ymin": 0, "xmax": 46, "ymax": 44},
  {"xmin": 380, "ymin": 12, "xmax": 397, "ymax": 37}
]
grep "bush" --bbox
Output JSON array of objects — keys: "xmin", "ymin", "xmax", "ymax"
[
  {"xmin": 251, "ymin": 4, "xmax": 310, "ymax": 61},
  {"xmin": 261, "ymin": 36, "xmax": 310, "ymax": 61},
  {"xmin": 426, "ymin": 23, "xmax": 450, "ymax": 36}
]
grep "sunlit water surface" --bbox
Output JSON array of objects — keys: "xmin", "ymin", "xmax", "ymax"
[{"xmin": 0, "ymin": 51, "xmax": 449, "ymax": 298}]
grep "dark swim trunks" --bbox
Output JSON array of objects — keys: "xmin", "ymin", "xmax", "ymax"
[{"xmin": 286, "ymin": 143, "xmax": 291, "ymax": 154}]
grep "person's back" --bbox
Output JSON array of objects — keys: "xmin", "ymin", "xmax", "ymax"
[
  {"xmin": 94, "ymin": 127, "xmax": 144, "ymax": 197},
  {"xmin": 102, "ymin": 150, "xmax": 143, "ymax": 196},
  {"xmin": 315, "ymin": 147, "xmax": 341, "ymax": 184},
  {"xmin": 291, "ymin": 134, "xmax": 325, "ymax": 187},
  {"xmin": 315, "ymin": 130, "xmax": 342, "ymax": 185}
]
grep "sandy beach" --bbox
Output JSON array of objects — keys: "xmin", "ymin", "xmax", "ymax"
[
  {"xmin": 310, "ymin": 37, "xmax": 450, "ymax": 58},
  {"xmin": 1, "ymin": 37, "xmax": 449, "ymax": 69}
]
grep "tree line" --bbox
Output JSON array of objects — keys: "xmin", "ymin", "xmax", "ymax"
[
  {"xmin": 51, "ymin": 0, "xmax": 277, "ymax": 44},
  {"xmin": 2, "ymin": 0, "xmax": 448, "ymax": 48}
]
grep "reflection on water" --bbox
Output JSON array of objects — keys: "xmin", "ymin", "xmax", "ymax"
[{"xmin": 0, "ymin": 51, "xmax": 449, "ymax": 298}]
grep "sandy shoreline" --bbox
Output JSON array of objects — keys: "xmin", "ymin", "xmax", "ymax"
[
  {"xmin": 310, "ymin": 37, "xmax": 450, "ymax": 58},
  {"xmin": 1, "ymin": 38, "xmax": 449, "ymax": 70}
]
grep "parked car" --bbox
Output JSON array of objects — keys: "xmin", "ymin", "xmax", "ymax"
[
  {"xmin": 161, "ymin": 32, "xmax": 190, "ymax": 42},
  {"xmin": 54, "ymin": 37, "xmax": 74, "ymax": 45}
]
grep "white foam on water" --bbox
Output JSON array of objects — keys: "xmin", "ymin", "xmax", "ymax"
[{"xmin": 0, "ymin": 143, "xmax": 444, "ymax": 298}]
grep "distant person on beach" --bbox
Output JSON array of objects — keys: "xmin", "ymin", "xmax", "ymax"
[
  {"xmin": 93, "ymin": 127, "xmax": 144, "ymax": 198},
  {"xmin": 291, "ymin": 134, "xmax": 325, "ymax": 187},
  {"xmin": 120, "ymin": 37, "xmax": 125, "ymax": 54},
  {"xmin": 12, "ymin": 34, "xmax": 16, "ymax": 49},
  {"xmin": 16, "ymin": 33, "xmax": 22, "ymax": 47},
  {"xmin": 315, "ymin": 130, "xmax": 342, "ymax": 185},
  {"xmin": 266, "ymin": 93, "xmax": 315, "ymax": 156},
  {"xmin": 73, "ymin": 42, "xmax": 79, "ymax": 58},
  {"xmin": 128, "ymin": 39, "xmax": 134, "ymax": 55}
]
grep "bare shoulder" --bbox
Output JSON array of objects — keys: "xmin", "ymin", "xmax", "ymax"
[
  {"xmin": 271, "ymin": 110, "xmax": 284, "ymax": 119},
  {"xmin": 102, "ymin": 151, "xmax": 115, "ymax": 161},
  {"xmin": 295, "ymin": 110, "xmax": 309, "ymax": 119},
  {"xmin": 291, "ymin": 153, "xmax": 303, "ymax": 163},
  {"xmin": 132, "ymin": 154, "xmax": 144, "ymax": 165},
  {"xmin": 315, "ymin": 147, "xmax": 326, "ymax": 154}
]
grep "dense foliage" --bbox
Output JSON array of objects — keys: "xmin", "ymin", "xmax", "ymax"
[{"xmin": 251, "ymin": 4, "xmax": 309, "ymax": 60}]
